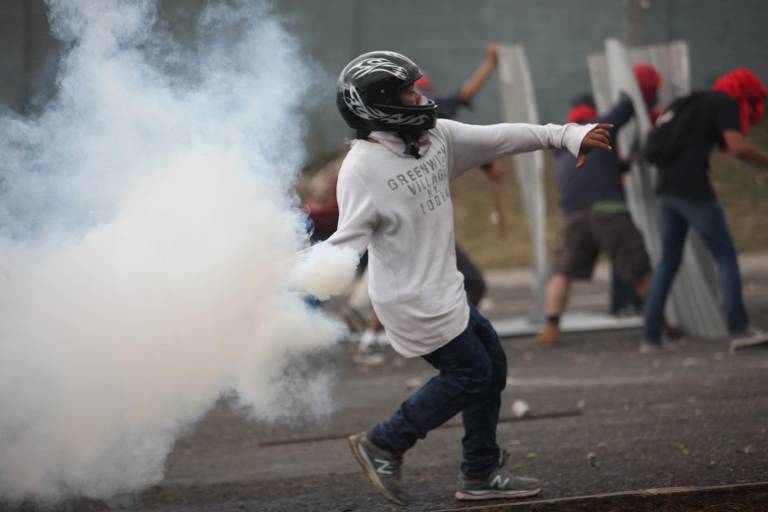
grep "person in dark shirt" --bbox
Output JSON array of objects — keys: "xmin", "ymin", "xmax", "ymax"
[
  {"xmin": 415, "ymin": 43, "xmax": 499, "ymax": 121},
  {"xmin": 554, "ymin": 95, "xmax": 634, "ymax": 214},
  {"xmin": 643, "ymin": 68, "xmax": 768, "ymax": 352},
  {"xmin": 536, "ymin": 91, "xmax": 653, "ymax": 346}
]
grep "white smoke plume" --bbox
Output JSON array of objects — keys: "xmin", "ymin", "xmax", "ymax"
[
  {"xmin": 290, "ymin": 244, "xmax": 359, "ymax": 301},
  {"xmin": 0, "ymin": 0, "xmax": 355, "ymax": 502}
]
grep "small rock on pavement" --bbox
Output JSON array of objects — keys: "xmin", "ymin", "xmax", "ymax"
[
  {"xmin": 682, "ymin": 357, "xmax": 700, "ymax": 367},
  {"xmin": 404, "ymin": 377, "xmax": 424, "ymax": 390},
  {"xmin": 511, "ymin": 399, "xmax": 530, "ymax": 418}
]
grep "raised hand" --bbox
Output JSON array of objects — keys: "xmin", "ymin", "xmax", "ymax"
[
  {"xmin": 576, "ymin": 123, "xmax": 613, "ymax": 168},
  {"xmin": 485, "ymin": 43, "xmax": 498, "ymax": 67}
]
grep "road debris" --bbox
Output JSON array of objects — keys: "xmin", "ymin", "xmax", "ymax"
[{"xmin": 511, "ymin": 399, "xmax": 530, "ymax": 418}]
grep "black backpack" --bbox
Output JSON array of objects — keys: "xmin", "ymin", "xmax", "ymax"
[{"xmin": 644, "ymin": 92, "xmax": 709, "ymax": 165}]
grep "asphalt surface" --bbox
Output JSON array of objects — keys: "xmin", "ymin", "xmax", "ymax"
[{"xmin": 4, "ymin": 256, "xmax": 768, "ymax": 512}]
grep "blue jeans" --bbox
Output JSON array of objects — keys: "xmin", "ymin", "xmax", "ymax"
[
  {"xmin": 370, "ymin": 305, "xmax": 507, "ymax": 479},
  {"xmin": 644, "ymin": 197, "xmax": 749, "ymax": 342},
  {"xmin": 610, "ymin": 267, "xmax": 643, "ymax": 314}
]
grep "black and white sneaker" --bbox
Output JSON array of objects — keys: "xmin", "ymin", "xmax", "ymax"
[
  {"xmin": 348, "ymin": 431, "xmax": 408, "ymax": 506},
  {"xmin": 455, "ymin": 450, "xmax": 541, "ymax": 501},
  {"xmin": 730, "ymin": 328, "xmax": 768, "ymax": 353}
]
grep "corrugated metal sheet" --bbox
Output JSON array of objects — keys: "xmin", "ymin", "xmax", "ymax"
[{"xmin": 497, "ymin": 44, "xmax": 547, "ymax": 324}]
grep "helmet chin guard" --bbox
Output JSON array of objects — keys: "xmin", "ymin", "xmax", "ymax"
[{"xmin": 336, "ymin": 51, "xmax": 438, "ymax": 134}]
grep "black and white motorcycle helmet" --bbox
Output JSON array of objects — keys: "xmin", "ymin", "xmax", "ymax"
[{"xmin": 336, "ymin": 51, "xmax": 438, "ymax": 134}]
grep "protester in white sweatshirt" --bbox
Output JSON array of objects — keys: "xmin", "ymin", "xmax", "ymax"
[{"xmin": 331, "ymin": 51, "xmax": 612, "ymax": 505}]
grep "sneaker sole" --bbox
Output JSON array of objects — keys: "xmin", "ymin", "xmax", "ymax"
[
  {"xmin": 730, "ymin": 332, "xmax": 768, "ymax": 353},
  {"xmin": 454, "ymin": 487, "xmax": 542, "ymax": 501},
  {"xmin": 348, "ymin": 434, "xmax": 407, "ymax": 506}
]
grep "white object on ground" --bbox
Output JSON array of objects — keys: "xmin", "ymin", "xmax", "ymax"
[{"xmin": 511, "ymin": 399, "xmax": 531, "ymax": 418}]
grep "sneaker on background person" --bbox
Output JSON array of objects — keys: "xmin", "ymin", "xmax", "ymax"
[
  {"xmin": 638, "ymin": 340, "xmax": 664, "ymax": 355},
  {"xmin": 661, "ymin": 323, "xmax": 684, "ymax": 341},
  {"xmin": 730, "ymin": 327, "xmax": 768, "ymax": 353},
  {"xmin": 358, "ymin": 328, "xmax": 379, "ymax": 352},
  {"xmin": 535, "ymin": 322, "xmax": 560, "ymax": 347},
  {"xmin": 354, "ymin": 328, "xmax": 389, "ymax": 366}
]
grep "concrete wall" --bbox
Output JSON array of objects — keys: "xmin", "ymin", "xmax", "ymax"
[
  {"xmin": 277, "ymin": 0, "xmax": 768, "ymax": 159},
  {"xmin": 0, "ymin": 1, "xmax": 59, "ymax": 115},
  {"xmin": 2, "ymin": 0, "xmax": 767, "ymax": 159},
  {"xmin": 0, "ymin": 1, "xmax": 27, "ymax": 113}
]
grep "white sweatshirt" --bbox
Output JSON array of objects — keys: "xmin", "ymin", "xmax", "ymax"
[{"xmin": 326, "ymin": 119, "xmax": 594, "ymax": 357}]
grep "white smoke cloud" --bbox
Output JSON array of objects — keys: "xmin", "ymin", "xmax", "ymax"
[
  {"xmin": 290, "ymin": 244, "xmax": 359, "ymax": 300},
  {"xmin": 0, "ymin": 0, "xmax": 354, "ymax": 502}
]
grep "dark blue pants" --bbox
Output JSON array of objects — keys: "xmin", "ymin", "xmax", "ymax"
[
  {"xmin": 610, "ymin": 267, "xmax": 643, "ymax": 315},
  {"xmin": 370, "ymin": 305, "xmax": 507, "ymax": 479},
  {"xmin": 644, "ymin": 197, "xmax": 749, "ymax": 342}
]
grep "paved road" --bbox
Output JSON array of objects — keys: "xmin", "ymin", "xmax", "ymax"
[
  {"xmin": 132, "ymin": 256, "xmax": 768, "ymax": 511},
  {"xmin": 5, "ymin": 256, "xmax": 768, "ymax": 512}
]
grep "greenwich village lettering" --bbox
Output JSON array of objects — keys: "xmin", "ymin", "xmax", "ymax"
[{"xmin": 385, "ymin": 146, "xmax": 450, "ymax": 216}]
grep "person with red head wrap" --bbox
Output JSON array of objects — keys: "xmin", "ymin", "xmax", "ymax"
[
  {"xmin": 634, "ymin": 64, "xmax": 662, "ymax": 115},
  {"xmin": 643, "ymin": 68, "xmax": 768, "ymax": 353},
  {"xmin": 712, "ymin": 67, "xmax": 767, "ymax": 135},
  {"xmin": 567, "ymin": 104, "xmax": 597, "ymax": 124},
  {"xmin": 537, "ymin": 92, "xmax": 656, "ymax": 346}
]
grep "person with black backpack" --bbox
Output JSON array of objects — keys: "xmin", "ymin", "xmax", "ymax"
[{"xmin": 642, "ymin": 68, "xmax": 768, "ymax": 353}]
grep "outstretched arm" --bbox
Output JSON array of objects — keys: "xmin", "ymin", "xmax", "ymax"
[
  {"xmin": 458, "ymin": 43, "xmax": 498, "ymax": 103},
  {"xmin": 442, "ymin": 120, "xmax": 612, "ymax": 177},
  {"xmin": 723, "ymin": 130, "xmax": 768, "ymax": 166},
  {"xmin": 576, "ymin": 124, "xmax": 613, "ymax": 168}
]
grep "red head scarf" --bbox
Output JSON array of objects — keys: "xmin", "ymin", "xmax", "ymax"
[
  {"xmin": 712, "ymin": 68, "xmax": 767, "ymax": 135},
  {"xmin": 414, "ymin": 73, "xmax": 434, "ymax": 95},
  {"xmin": 567, "ymin": 104, "xmax": 597, "ymax": 123},
  {"xmin": 634, "ymin": 64, "xmax": 661, "ymax": 109}
]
